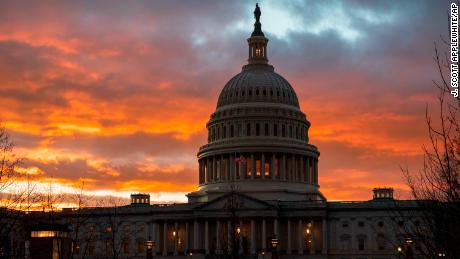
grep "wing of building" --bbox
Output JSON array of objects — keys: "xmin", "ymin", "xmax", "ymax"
[{"xmin": 1, "ymin": 4, "xmax": 422, "ymax": 259}]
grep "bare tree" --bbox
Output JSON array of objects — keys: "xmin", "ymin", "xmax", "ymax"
[
  {"xmin": 0, "ymin": 126, "xmax": 28, "ymax": 258},
  {"xmin": 401, "ymin": 19, "xmax": 460, "ymax": 258}
]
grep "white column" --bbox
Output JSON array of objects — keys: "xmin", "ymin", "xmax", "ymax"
[
  {"xmin": 152, "ymin": 222, "xmax": 158, "ymax": 255},
  {"xmin": 287, "ymin": 219, "xmax": 292, "ymax": 254},
  {"xmin": 274, "ymin": 218, "xmax": 279, "ymax": 252},
  {"xmin": 310, "ymin": 220, "xmax": 315, "ymax": 254},
  {"xmin": 250, "ymin": 219, "xmax": 256, "ymax": 254},
  {"xmin": 251, "ymin": 153, "xmax": 255, "ymax": 179},
  {"xmin": 174, "ymin": 222, "xmax": 178, "ymax": 255},
  {"xmin": 322, "ymin": 218, "xmax": 327, "ymax": 254},
  {"xmin": 262, "ymin": 218, "xmax": 266, "ymax": 251},
  {"xmin": 213, "ymin": 156, "xmax": 217, "ymax": 181},
  {"xmin": 227, "ymin": 220, "xmax": 232, "ymax": 254},
  {"xmin": 230, "ymin": 154, "xmax": 235, "ymax": 180},
  {"xmin": 300, "ymin": 156, "xmax": 304, "ymax": 182},
  {"xmin": 163, "ymin": 221, "xmax": 168, "ymax": 256},
  {"xmin": 314, "ymin": 159, "xmax": 318, "ymax": 184},
  {"xmin": 261, "ymin": 153, "xmax": 265, "ymax": 179},
  {"xmin": 298, "ymin": 219, "xmax": 303, "ymax": 254},
  {"xmin": 216, "ymin": 220, "xmax": 221, "ymax": 253},
  {"xmin": 281, "ymin": 153, "xmax": 286, "ymax": 181},
  {"xmin": 193, "ymin": 220, "xmax": 199, "ymax": 251},
  {"xmin": 185, "ymin": 221, "xmax": 190, "ymax": 253},
  {"xmin": 205, "ymin": 220, "xmax": 209, "ymax": 254}
]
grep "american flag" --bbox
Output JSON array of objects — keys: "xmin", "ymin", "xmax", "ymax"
[{"xmin": 235, "ymin": 155, "xmax": 246, "ymax": 164}]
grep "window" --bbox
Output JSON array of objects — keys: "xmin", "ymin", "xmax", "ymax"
[
  {"xmin": 217, "ymin": 127, "xmax": 220, "ymax": 139},
  {"xmin": 342, "ymin": 222, "xmax": 349, "ymax": 228},
  {"xmin": 256, "ymin": 160, "xmax": 261, "ymax": 176},
  {"xmin": 246, "ymin": 157, "xmax": 252, "ymax": 177},
  {"xmin": 255, "ymin": 48, "xmax": 261, "ymax": 57},
  {"xmin": 136, "ymin": 239, "xmax": 145, "ymax": 254},
  {"xmin": 264, "ymin": 161, "xmax": 269, "ymax": 176},
  {"xmin": 289, "ymin": 125, "xmax": 293, "ymax": 138},
  {"xmin": 274, "ymin": 124, "xmax": 278, "ymax": 136},
  {"xmin": 123, "ymin": 241, "xmax": 130, "ymax": 254},
  {"xmin": 255, "ymin": 123, "xmax": 260, "ymax": 136},
  {"xmin": 378, "ymin": 221, "xmax": 384, "ymax": 227},
  {"xmin": 282, "ymin": 124, "xmax": 286, "ymax": 137},
  {"xmin": 237, "ymin": 124, "xmax": 242, "ymax": 137},
  {"xmin": 230, "ymin": 125, "xmax": 234, "ymax": 138},
  {"xmin": 264, "ymin": 123, "xmax": 269, "ymax": 136},
  {"xmin": 340, "ymin": 234, "xmax": 351, "ymax": 251},
  {"xmin": 222, "ymin": 125, "xmax": 226, "ymax": 138},
  {"xmin": 246, "ymin": 123, "xmax": 251, "ymax": 136},
  {"xmin": 358, "ymin": 221, "xmax": 365, "ymax": 227},
  {"xmin": 358, "ymin": 237, "xmax": 365, "ymax": 251},
  {"xmin": 377, "ymin": 233, "xmax": 386, "ymax": 250},
  {"xmin": 398, "ymin": 221, "xmax": 404, "ymax": 227}
]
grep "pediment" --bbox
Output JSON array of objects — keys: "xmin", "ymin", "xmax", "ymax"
[{"xmin": 196, "ymin": 192, "xmax": 274, "ymax": 211}]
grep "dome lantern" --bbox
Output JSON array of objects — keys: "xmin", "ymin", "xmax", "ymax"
[{"xmin": 247, "ymin": 3, "xmax": 269, "ymax": 65}]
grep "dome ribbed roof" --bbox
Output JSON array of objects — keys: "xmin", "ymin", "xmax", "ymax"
[{"xmin": 216, "ymin": 65, "xmax": 300, "ymax": 108}]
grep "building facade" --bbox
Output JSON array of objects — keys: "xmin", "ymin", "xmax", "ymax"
[{"xmin": 6, "ymin": 5, "xmax": 421, "ymax": 259}]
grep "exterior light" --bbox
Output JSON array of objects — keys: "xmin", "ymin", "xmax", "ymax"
[
  {"xmin": 173, "ymin": 231, "xmax": 176, "ymax": 237},
  {"xmin": 145, "ymin": 236, "xmax": 154, "ymax": 259},
  {"xmin": 405, "ymin": 238, "xmax": 413, "ymax": 244},
  {"xmin": 145, "ymin": 240, "xmax": 153, "ymax": 250},
  {"xmin": 236, "ymin": 226, "xmax": 241, "ymax": 234},
  {"xmin": 306, "ymin": 228, "xmax": 310, "ymax": 234},
  {"xmin": 270, "ymin": 234, "xmax": 279, "ymax": 249},
  {"xmin": 397, "ymin": 246, "xmax": 402, "ymax": 252}
]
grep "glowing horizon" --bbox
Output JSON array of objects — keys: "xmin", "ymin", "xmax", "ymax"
[{"xmin": 0, "ymin": 0, "xmax": 451, "ymax": 205}]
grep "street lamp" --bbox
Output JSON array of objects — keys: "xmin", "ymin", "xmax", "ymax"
[
  {"xmin": 270, "ymin": 234, "xmax": 279, "ymax": 259},
  {"xmin": 397, "ymin": 246, "xmax": 403, "ymax": 259},
  {"xmin": 145, "ymin": 236, "xmax": 154, "ymax": 259},
  {"xmin": 438, "ymin": 252, "xmax": 446, "ymax": 257}
]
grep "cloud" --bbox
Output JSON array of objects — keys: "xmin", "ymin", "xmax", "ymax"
[{"xmin": 0, "ymin": 0, "xmax": 450, "ymax": 203}]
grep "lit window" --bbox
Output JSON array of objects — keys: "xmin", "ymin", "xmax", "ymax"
[
  {"xmin": 264, "ymin": 161, "xmax": 270, "ymax": 176},
  {"xmin": 256, "ymin": 160, "xmax": 261, "ymax": 176},
  {"xmin": 255, "ymin": 48, "xmax": 262, "ymax": 57}
]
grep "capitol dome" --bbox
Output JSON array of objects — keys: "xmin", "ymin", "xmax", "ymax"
[
  {"xmin": 216, "ymin": 66, "xmax": 300, "ymax": 109},
  {"xmin": 188, "ymin": 4, "xmax": 323, "ymax": 203}
]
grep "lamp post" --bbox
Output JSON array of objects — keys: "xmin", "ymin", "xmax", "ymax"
[
  {"xmin": 270, "ymin": 234, "xmax": 279, "ymax": 259},
  {"xmin": 145, "ymin": 236, "xmax": 154, "ymax": 259},
  {"xmin": 397, "ymin": 246, "xmax": 403, "ymax": 259}
]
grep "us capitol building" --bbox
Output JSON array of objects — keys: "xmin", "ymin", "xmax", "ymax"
[{"xmin": 12, "ymin": 4, "xmax": 420, "ymax": 259}]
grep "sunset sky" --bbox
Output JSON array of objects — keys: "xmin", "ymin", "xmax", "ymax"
[{"xmin": 0, "ymin": 0, "xmax": 452, "ymax": 206}]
